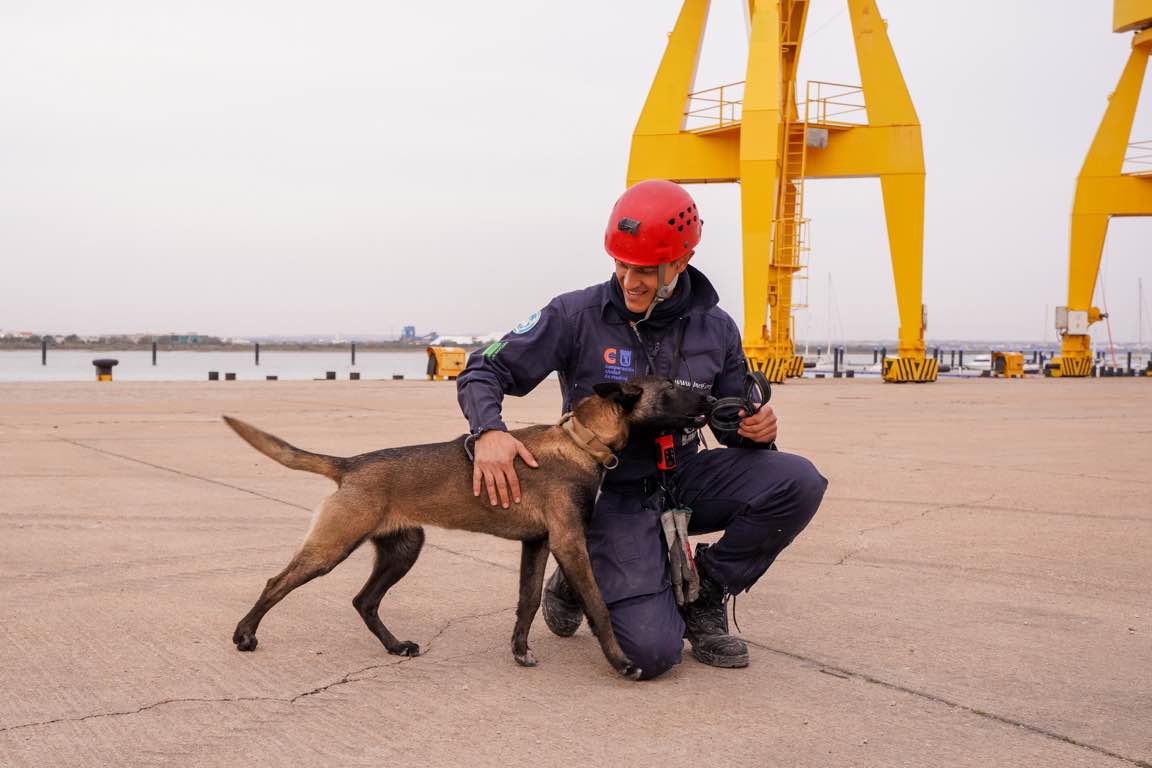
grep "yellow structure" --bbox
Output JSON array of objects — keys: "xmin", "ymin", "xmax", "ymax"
[
  {"xmin": 1050, "ymin": 2, "xmax": 1152, "ymax": 378},
  {"xmin": 426, "ymin": 346, "xmax": 467, "ymax": 381},
  {"xmin": 93, "ymin": 358, "xmax": 118, "ymax": 382},
  {"xmin": 991, "ymin": 352, "xmax": 1025, "ymax": 379},
  {"xmin": 627, "ymin": 0, "xmax": 935, "ymax": 382}
]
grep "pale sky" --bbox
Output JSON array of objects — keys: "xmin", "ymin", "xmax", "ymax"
[{"xmin": 2, "ymin": 1, "xmax": 1149, "ymax": 344}]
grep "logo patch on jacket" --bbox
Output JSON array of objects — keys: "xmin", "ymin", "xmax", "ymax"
[
  {"xmin": 602, "ymin": 347, "xmax": 636, "ymax": 381},
  {"xmin": 512, "ymin": 311, "xmax": 541, "ymax": 334}
]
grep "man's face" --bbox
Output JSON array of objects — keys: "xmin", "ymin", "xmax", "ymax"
[{"xmin": 614, "ymin": 255, "xmax": 691, "ymax": 314}]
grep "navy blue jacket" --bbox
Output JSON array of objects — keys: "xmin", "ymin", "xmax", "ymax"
[{"xmin": 457, "ymin": 266, "xmax": 749, "ymax": 484}]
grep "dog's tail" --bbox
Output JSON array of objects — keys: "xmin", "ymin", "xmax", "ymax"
[{"xmin": 222, "ymin": 416, "xmax": 347, "ymax": 482}]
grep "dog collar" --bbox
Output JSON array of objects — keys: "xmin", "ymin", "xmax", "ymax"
[{"xmin": 558, "ymin": 413, "xmax": 619, "ymax": 470}]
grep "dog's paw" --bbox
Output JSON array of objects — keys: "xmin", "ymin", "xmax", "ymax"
[
  {"xmin": 388, "ymin": 641, "xmax": 420, "ymax": 657},
  {"xmin": 514, "ymin": 649, "xmax": 538, "ymax": 668},
  {"xmin": 233, "ymin": 632, "xmax": 258, "ymax": 652},
  {"xmin": 618, "ymin": 662, "xmax": 643, "ymax": 681}
]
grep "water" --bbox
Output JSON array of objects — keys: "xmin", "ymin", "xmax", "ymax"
[
  {"xmin": 0, "ymin": 350, "xmax": 433, "ymax": 382},
  {"xmin": 4, "ymin": 349, "xmax": 1147, "ymax": 383}
]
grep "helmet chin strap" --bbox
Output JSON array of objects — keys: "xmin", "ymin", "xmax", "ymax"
[{"xmin": 639, "ymin": 263, "xmax": 678, "ymax": 322}]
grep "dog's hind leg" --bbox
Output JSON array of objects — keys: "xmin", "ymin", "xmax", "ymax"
[
  {"xmin": 232, "ymin": 493, "xmax": 376, "ymax": 652},
  {"xmin": 549, "ymin": 528, "xmax": 642, "ymax": 680},
  {"xmin": 352, "ymin": 527, "xmax": 425, "ymax": 656},
  {"xmin": 511, "ymin": 537, "xmax": 549, "ymax": 667}
]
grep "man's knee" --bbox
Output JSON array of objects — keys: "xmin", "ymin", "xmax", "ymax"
[
  {"xmin": 608, "ymin": 591, "xmax": 685, "ymax": 680},
  {"xmin": 624, "ymin": 630, "xmax": 684, "ymax": 681},
  {"xmin": 748, "ymin": 451, "xmax": 827, "ymax": 520},
  {"xmin": 787, "ymin": 453, "xmax": 828, "ymax": 517}
]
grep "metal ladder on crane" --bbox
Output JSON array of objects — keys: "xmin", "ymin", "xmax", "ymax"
[{"xmin": 772, "ymin": 81, "xmax": 811, "ymax": 316}]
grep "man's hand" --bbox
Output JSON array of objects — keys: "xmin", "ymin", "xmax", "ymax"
[
  {"xmin": 472, "ymin": 430, "xmax": 539, "ymax": 509},
  {"xmin": 737, "ymin": 403, "xmax": 778, "ymax": 444}
]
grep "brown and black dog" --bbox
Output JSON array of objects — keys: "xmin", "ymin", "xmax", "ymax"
[{"xmin": 222, "ymin": 376, "xmax": 712, "ymax": 679}]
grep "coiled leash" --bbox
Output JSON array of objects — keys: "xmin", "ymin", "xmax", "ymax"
[{"xmin": 708, "ymin": 370, "xmax": 778, "ymax": 451}]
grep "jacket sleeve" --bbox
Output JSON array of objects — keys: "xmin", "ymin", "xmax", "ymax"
[
  {"xmin": 709, "ymin": 314, "xmax": 773, "ymax": 449},
  {"xmin": 456, "ymin": 301, "xmax": 573, "ymax": 435}
]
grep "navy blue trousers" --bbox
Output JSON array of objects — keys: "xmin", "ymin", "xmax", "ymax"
[{"xmin": 585, "ymin": 448, "xmax": 827, "ymax": 680}]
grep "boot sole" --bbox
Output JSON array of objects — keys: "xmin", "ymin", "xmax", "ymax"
[{"xmin": 542, "ymin": 596, "xmax": 582, "ymax": 638}]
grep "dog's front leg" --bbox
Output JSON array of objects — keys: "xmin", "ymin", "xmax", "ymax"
[
  {"xmin": 511, "ymin": 538, "xmax": 549, "ymax": 667},
  {"xmin": 549, "ymin": 530, "xmax": 642, "ymax": 680}
]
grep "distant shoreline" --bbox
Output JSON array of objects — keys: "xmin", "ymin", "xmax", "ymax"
[{"xmin": 0, "ymin": 341, "xmax": 483, "ymax": 353}]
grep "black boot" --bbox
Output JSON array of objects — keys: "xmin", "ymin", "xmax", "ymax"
[
  {"xmin": 683, "ymin": 543, "xmax": 749, "ymax": 668},
  {"xmin": 542, "ymin": 567, "xmax": 583, "ymax": 637}
]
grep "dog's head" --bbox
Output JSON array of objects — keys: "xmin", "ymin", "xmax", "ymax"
[{"xmin": 575, "ymin": 376, "xmax": 713, "ymax": 449}]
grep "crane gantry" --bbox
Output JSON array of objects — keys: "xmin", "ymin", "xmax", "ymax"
[
  {"xmin": 627, "ymin": 0, "xmax": 936, "ymax": 382},
  {"xmin": 1049, "ymin": 1, "xmax": 1152, "ymax": 377}
]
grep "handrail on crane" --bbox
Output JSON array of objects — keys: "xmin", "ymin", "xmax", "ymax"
[
  {"xmin": 805, "ymin": 81, "xmax": 867, "ymax": 126},
  {"xmin": 684, "ymin": 79, "xmax": 866, "ymax": 133},
  {"xmin": 684, "ymin": 80, "xmax": 745, "ymax": 132}
]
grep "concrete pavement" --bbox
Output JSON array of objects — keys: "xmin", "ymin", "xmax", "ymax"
[{"xmin": 0, "ymin": 377, "xmax": 1149, "ymax": 767}]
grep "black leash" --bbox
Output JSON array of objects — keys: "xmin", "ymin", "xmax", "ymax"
[{"xmin": 708, "ymin": 370, "xmax": 777, "ymax": 451}]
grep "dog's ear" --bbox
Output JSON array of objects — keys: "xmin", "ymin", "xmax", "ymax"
[
  {"xmin": 618, "ymin": 382, "xmax": 643, "ymax": 412},
  {"xmin": 593, "ymin": 382, "xmax": 622, "ymax": 400},
  {"xmin": 593, "ymin": 381, "xmax": 643, "ymax": 412}
]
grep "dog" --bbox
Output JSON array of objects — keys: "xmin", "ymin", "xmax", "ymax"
[{"xmin": 222, "ymin": 376, "xmax": 712, "ymax": 679}]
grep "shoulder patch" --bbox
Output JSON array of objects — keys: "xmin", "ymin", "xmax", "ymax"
[
  {"xmin": 512, "ymin": 310, "xmax": 541, "ymax": 335},
  {"xmin": 482, "ymin": 341, "xmax": 506, "ymax": 359}
]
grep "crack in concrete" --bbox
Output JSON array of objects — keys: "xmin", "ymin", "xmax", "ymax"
[
  {"xmin": 0, "ymin": 606, "xmax": 514, "ymax": 735},
  {"xmin": 818, "ymin": 447, "xmax": 1150, "ymax": 487},
  {"xmin": 54, "ymin": 437, "xmax": 312, "ymax": 511},
  {"xmin": 834, "ymin": 494, "xmax": 995, "ymax": 567},
  {"xmin": 747, "ymin": 639, "xmax": 1151, "ymax": 768},
  {"xmin": 827, "ymin": 494, "xmax": 1151, "ymax": 524},
  {"xmin": 48, "ymin": 436, "xmax": 521, "ymax": 574}
]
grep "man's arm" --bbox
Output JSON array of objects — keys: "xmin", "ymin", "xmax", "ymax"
[
  {"xmin": 456, "ymin": 303, "xmax": 573, "ymax": 507},
  {"xmin": 709, "ymin": 316, "xmax": 778, "ymax": 448}
]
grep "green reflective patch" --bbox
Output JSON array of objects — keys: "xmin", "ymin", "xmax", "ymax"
[{"xmin": 483, "ymin": 341, "xmax": 507, "ymax": 359}]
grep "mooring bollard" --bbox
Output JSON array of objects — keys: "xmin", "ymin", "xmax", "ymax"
[
  {"xmin": 392, "ymin": 374, "xmax": 404, "ymax": 380},
  {"xmin": 208, "ymin": 371, "xmax": 220, "ymax": 381},
  {"xmin": 350, "ymin": 372, "xmax": 360, "ymax": 380},
  {"xmin": 92, "ymin": 358, "xmax": 118, "ymax": 381},
  {"xmin": 225, "ymin": 372, "xmax": 236, "ymax": 381},
  {"xmin": 326, "ymin": 371, "xmax": 336, "ymax": 380},
  {"xmin": 255, "ymin": 342, "xmax": 260, "ymax": 366},
  {"xmin": 266, "ymin": 375, "xmax": 278, "ymax": 381},
  {"xmin": 846, "ymin": 369, "xmax": 855, "ymax": 378},
  {"xmin": 152, "ymin": 341, "xmax": 157, "ymax": 366},
  {"xmin": 351, "ymin": 342, "xmax": 357, "ymax": 367}
]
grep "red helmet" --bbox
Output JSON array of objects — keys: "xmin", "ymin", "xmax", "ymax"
[{"xmin": 604, "ymin": 180, "xmax": 702, "ymax": 266}]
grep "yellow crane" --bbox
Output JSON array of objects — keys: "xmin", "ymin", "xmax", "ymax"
[
  {"xmin": 1049, "ymin": 1, "xmax": 1152, "ymax": 377},
  {"xmin": 627, "ymin": 0, "xmax": 936, "ymax": 383}
]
